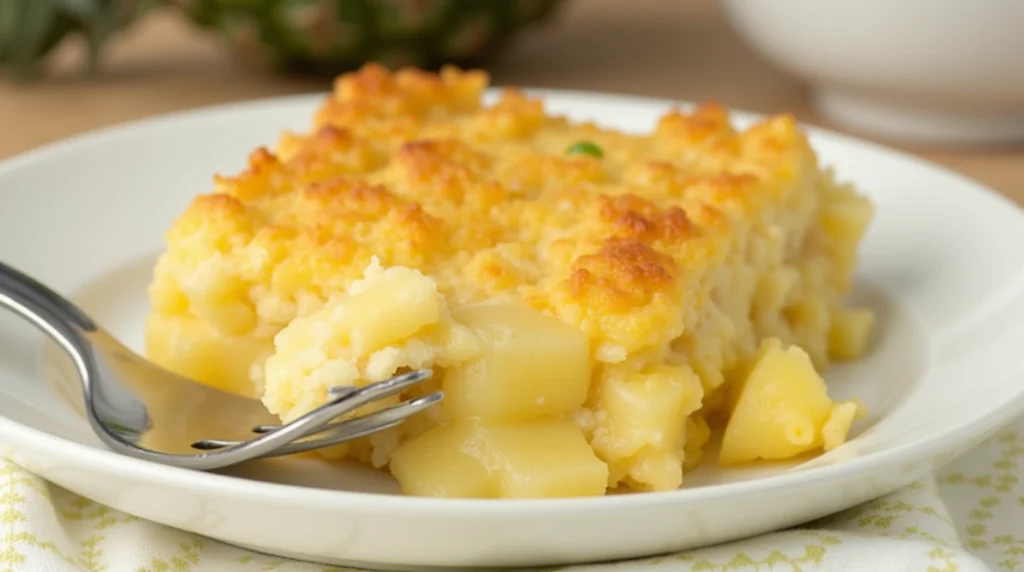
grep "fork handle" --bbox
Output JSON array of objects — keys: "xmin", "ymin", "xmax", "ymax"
[{"xmin": 0, "ymin": 260, "xmax": 97, "ymax": 356}]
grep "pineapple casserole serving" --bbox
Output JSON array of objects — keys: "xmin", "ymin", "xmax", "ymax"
[{"xmin": 146, "ymin": 64, "xmax": 876, "ymax": 499}]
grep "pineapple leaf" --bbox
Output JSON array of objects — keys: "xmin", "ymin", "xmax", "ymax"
[
  {"xmin": 54, "ymin": 0, "xmax": 97, "ymax": 20},
  {"xmin": 100, "ymin": 1, "xmax": 160, "ymax": 70},
  {"xmin": 7, "ymin": 0, "xmax": 59, "ymax": 79},
  {"xmin": 84, "ymin": 1, "xmax": 118, "ymax": 73},
  {"xmin": 0, "ymin": 0, "xmax": 25, "ymax": 65},
  {"xmin": 1, "ymin": 0, "xmax": 157, "ymax": 80},
  {"xmin": 0, "ymin": 0, "xmax": 18, "ymax": 62}
]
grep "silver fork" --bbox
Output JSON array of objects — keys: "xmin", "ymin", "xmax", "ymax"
[{"xmin": 0, "ymin": 261, "xmax": 441, "ymax": 471}]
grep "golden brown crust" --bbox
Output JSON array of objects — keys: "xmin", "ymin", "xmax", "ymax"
[
  {"xmin": 597, "ymin": 194, "xmax": 696, "ymax": 244},
  {"xmin": 568, "ymin": 239, "xmax": 678, "ymax": 309},
  {"xmin": 154, "ymin": 64, "xmax": 832, "ymax": 355},
  {"xmin": 655, "ymin": 101, "xmax": 734, "ymax": 145}
]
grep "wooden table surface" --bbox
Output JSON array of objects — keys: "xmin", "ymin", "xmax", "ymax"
[{"xmin": 1, "ymin": 0, "xmax": 1021, "ymax": 202}]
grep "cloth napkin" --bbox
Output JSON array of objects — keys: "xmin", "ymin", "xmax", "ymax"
[{"xmin": 4, "ymin": 419, "xmax": 1024, "ymax": 572}]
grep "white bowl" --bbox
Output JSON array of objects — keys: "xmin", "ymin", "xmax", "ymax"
[{"xmin": 721, "ymin": 0, "xmax": 1024, "ymax": 144}]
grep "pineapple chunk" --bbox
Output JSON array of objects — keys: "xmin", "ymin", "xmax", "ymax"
[
  {"xmin": 145, "ymin": 313, "xmax": 272, "ymax": 397},
  {"xmin": 389, "ymin": 418, "xmax": 609, "ymax": 499},
  {"xmin": 828, "ymin": 307, "xmax": 875, "ymax": 361},
  {"xmin": 719, "ymin": 338, "xmax": 857, "ymax": 465},
  {"xmin": 822, "ymin": 401, "xmax": 859, "ymax": 451},
  {"xmin": 327, "ymin": 264, "xmax": 443, "ymax": 356},
  {"xmin": 599, "ymin": 365, "xmax": 701, "ymax": 458},
  {"xmin": 820, "ymin": 194, "xmax": 874, "ymax": 242},
  {"xmin": 262, "ymin": 260, "xmax": 476, "ymax": 424},
  {"xmin": 389, "ymin": 423, "xmax": 493, "ymax": 498},
  {"xmin": 591, "ymin": 364, "xmax": 703, "ymax": 491},
  {"xmin": 443, "ymin": 304, "xmax": 591, "ymax": 421},
  {"xmin": 482, "ymin": 418, "xmax": 608, "ymax": 499},
  {"xmin": 178, "ymin": 272, "xmax": 257, "ymax": 337},
  {"xmin": 784, "ymin": 297, "xmax": 830, "ymax": 368}
]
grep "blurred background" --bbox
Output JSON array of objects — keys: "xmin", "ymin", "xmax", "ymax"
[{"xmin": 0, "ymin": 0, "xmax": 1020, "ymax": 200}]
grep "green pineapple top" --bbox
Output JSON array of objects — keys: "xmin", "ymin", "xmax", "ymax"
[
  {"xmin": 1, "ymin": 0, "xmax": 566, "ymax": 80},
  {"xmin": 0, "ymin": 0, "xmax": 153, "ymax": 79}
]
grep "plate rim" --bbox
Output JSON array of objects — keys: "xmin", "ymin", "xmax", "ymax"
[{"xmin": 2, "ymin": 87, "xmax": 1024, "ymax": 516}]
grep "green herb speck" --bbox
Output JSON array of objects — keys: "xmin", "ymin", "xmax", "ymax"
[{"xmin": 565, "ymin": 141, "xmax": 603, "ymax": 158}]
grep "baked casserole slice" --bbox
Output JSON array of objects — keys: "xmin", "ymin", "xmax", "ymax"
[{"xmin": 146, "ymin": 65, "xmax": 875, "ymax": 498}]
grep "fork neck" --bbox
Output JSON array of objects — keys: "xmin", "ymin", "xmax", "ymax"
[{"xmin": 0, "ymin": 260, "xmax": 97, "ymax": 372}]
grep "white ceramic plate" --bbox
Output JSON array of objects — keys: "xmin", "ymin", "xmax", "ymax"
[{"xmin": 2, "ymin": 89, "xmax": 1024, "ymax": 570}]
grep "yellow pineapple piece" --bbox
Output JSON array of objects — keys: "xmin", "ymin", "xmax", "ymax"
[
  {"xmin": 820, "ymin": 193, "xmax": 874, "ymax": 242},
  {"xmin": 262, "ymin": 260, "xmax": 479, "ymax": 424},
  {"xmin": 719, "ymin": 338, "xmax": 857, "ymax": 465},
  {"xmin": 323, "ymin": 263, "xmax": 443, "ymax": 356},
  {"xmin": 144, "ymin": 313, "xmax": 272, "ymax": 397},
  {"xmin": 591, "ymin": 365, "xmax": 703, "ymax": 491},
  {"xmin": 784, "ymin": 297, "xmax": 831, "ymax": 367},
  {"xmin": 178, "ymin": 272, "xmax": 257, "ymax": 337},
  {"xmin": 389, "ymin": 423, "xmax": 493, "ymax": 498},
  {"xmin": 822, "ymin": 401, "xmax": 859, "ymax": 451},
  {"xmin": 389, "ymin": 418, "xmax": 609, "ymax": 499},
  {"xmin": 482, "ymin": 418, "xmax": 608, "ymax": 499},
  {"xmin": 443, "ymin": 304, "xmax": 591, "ymax": 421},
  {"xmin": 828, "ymin": 307, "xmax": 875, "ymax": 360}
]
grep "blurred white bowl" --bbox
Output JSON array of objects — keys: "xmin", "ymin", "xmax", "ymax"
[{"xmin": 721, "ymin": 0, "xmax": 1024, "ymax": 145}]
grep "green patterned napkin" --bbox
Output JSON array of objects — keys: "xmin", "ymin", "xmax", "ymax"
[{"xmin": 4, "ymin": 418, "xmax": 1024, "ymax": 572}]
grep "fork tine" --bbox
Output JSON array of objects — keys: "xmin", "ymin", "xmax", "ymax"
[
  {"xmin": 331, "ymin": 369, "xmax": 434, "ymax": 410},
  {"xmin": 195, "ymin": 392, "xmax": 442, "ymax": 454},
  {"xmin": 261, "ymin": 392, "xmax": 443, "ymax": 457},
  {"xmin": 191, "ymin": 369, "xmax": 435, "ymax": 453},
  {"xmin": 249, "ymin": 369, "xmax": 433, "ymax": 436}
]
